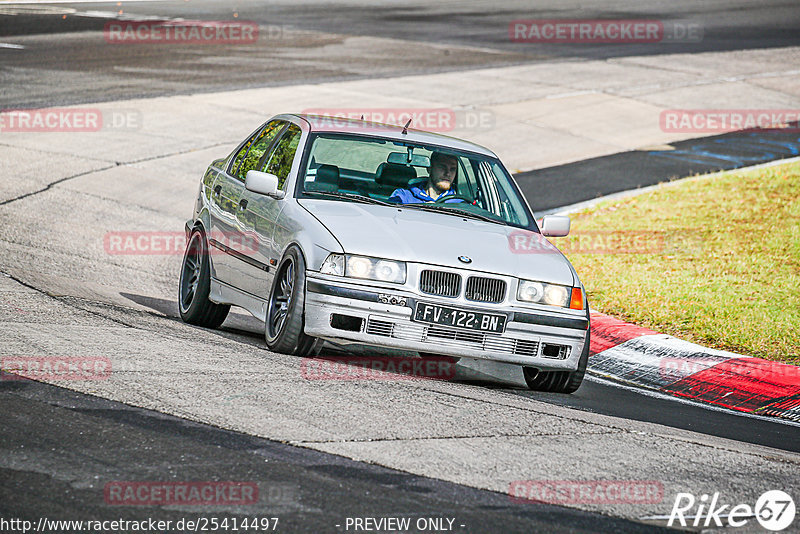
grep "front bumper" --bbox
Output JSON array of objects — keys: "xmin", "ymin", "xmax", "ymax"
[{"xmin": 303, "ymin": 274, "xmax": 590, "ymax": 371}]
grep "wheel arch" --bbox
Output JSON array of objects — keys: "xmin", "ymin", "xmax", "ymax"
[{"xmin": 274, "ymin": 200, "xmax": 343, "ymax": 272}]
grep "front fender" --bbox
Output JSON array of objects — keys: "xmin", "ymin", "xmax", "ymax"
[{"xmin": 274, "ymin": 199, "xmax": 342, "ymax": 270}]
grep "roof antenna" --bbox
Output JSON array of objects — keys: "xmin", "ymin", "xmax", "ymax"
[{"xmin": 401, "ymin": 118, "xmax": 412, "ymax": 135}]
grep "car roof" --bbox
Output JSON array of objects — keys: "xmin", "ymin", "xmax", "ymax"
[{"xmin": 279, "ymin": 113, "xmax": 498, "ymax": 158}]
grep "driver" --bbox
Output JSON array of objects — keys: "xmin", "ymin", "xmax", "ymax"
[{"xmin": 388, "ymin": 152, "xmax": 463, "ymax": 204}]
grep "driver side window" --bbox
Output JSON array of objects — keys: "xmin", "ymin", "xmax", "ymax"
[
  {"xmin": 230, "ymin": 121, "xmax": 285, "ymax": 181},
  {"xmin": 264, "ymin": 124, "xmax": 302, "ymax": 190}
]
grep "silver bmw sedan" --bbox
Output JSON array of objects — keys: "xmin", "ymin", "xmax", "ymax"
[{"xmin": 179, "ymin": 114, "xmax": 590, "ymax": 393}]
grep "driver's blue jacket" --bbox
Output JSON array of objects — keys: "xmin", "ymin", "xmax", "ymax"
[{"xmin": 389, "ymin": 180, "xmax": 461, "ymax": 204}]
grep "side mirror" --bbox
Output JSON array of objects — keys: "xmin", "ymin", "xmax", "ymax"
[
  {"xmin": 245, "ymin": 170, "xmax": 285, "ymax": 199},
  {"xmin": 540, "ymin": 215, "xmax": 570, "ymax": 237}
]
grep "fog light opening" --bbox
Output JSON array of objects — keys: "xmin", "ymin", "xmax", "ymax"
[
  {"xmin": 541, "ymin": 343, "xmax": 570, "ymax": 359},
  {"xmin": 330, "ymin": 314, "xmax": 364, "ymax": 332}
]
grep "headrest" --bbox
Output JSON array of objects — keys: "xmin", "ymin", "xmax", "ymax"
[
  {"xmin": 316, "ymin": 164, "xmax": 340, "ymax": 186},
  {"xmin": 375, "ymin": 162, "xmax": 416, "ymax": 188}
]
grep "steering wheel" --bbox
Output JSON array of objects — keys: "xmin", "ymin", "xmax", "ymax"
[{"xmin": 433, "ymin": 194, "xmax": 474, "ymax": 204}]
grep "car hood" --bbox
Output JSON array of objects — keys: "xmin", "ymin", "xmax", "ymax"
[{"xmin": 298, "ymin": 199, "xmax": 575, "ymax": 286}]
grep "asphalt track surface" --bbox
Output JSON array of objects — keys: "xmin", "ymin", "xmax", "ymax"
[
  {"xmin": 2, "ymin": 0, "xmax": 800, "ymax": 107},
  {"xmin": 0, "ymin": 378, "xmax": 669, "ymax": 533},
  {"xmin": 70, "ymin": 289, "xmax": 800, "ymax": 454},
  {"xmin": 517, "ymin": 126, "xmax": 800, "ymax": 211},
  {"xmin": 2, "ymin": 1, "xmax": 800, "ymax": 532}
]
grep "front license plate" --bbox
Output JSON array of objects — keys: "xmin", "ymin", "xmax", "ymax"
[{"xmin": 413, "ymin": 302, "xmax": 506, "ymax": 333}]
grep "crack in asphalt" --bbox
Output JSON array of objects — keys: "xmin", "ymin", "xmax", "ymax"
[
  {"xmin": 0, "ymin": 141, "xmax": 233, "ymax": 208},
  {"xmin": 0, "ymin": 270, "xmax": 145, "ymax": 330},
  {"xmin": 0, "ymin": 236, "xmax": 177, "ymax": 281},
  {"xmin": 0, "ymin": 141, "xmax": 116, "ymax": 164},
  {"xmin": 293, "ymin": 429, "xmax": 622, "ymax": 445},
  {"xmin": 0, "ymin": 165, "xmax": 116, "ymax": 207},
  {"xmin": 54, "ymin": 188, "xmax": 187, "ymax": 218}
]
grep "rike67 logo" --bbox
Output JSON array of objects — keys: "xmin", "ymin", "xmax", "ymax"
[{"xmin": 668, "ymin": 490, "xmax": 795, "ymax": 531}]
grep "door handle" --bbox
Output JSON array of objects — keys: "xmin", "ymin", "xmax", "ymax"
[
  {"xmin": 213, "ymin": 185, "xmax": 221, "ymax": 196},
  {"xmin": 239, "ymin": 198, "xmax": 248, "ymax": 211}
]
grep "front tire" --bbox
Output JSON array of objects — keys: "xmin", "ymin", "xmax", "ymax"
[
  {"xmin": 523, "ymin": 330, "xmax": 590, "ymax": 394},
  {"xmin": 265, "ymin": 246, "xmax": 320, "ymax": 356},
  {"xmin": 178, "ymin": 228, "xmax": 230, "ymax": 329}
]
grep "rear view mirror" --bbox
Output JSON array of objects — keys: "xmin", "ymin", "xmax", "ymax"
[
  {"xmin": 387, "ymin": 152, "xmax": 431, "ymax": 167},
  {"xmin": 540, "ymin": 215, "xmax": 570, "ymax": 237},
  {"xmin": 245, "ymin": 170, "xmax": 285, "ymax": 199}
]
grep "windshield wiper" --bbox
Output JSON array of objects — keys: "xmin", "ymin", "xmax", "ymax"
[
  {"xmin": 303, "ymin": 190, "xmax": 394, "ymax": 206},
  {"xmin": 401, "ymin": 203, "xmax": 504, "ymax": 225}
]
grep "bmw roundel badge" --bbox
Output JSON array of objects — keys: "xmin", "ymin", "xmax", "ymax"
[{"xmin": 458, "ymin": 256, "xmax": 472, "ymax": 264}]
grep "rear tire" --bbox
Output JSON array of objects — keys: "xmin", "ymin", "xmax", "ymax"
[
  {"xmin": 265, "ymin": 246, "xmax": 321, "ymax": 356},
  {"xmin": 524, "ymin": 330, "xmax": 590, "ymax": 394},
  {"xmin": 178, "ymin": 228, "xmax": 230, "ymax": 329}
]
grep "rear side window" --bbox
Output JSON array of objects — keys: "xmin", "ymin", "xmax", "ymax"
[
  {"xmin": 230, "ymin": 121, "xmax": 285, "ymax": 181},
  {"xmin": 264, "ymin": 124, "xmax": 302, "ymax": 189}
]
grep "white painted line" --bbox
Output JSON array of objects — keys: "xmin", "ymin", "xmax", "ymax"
[
  {"xmin": 0, "ymin": 0, "xmax": 163, "ymax": 3},
  {"xmin": 545, "ymin": 89, "xmax": 599, "ymax": 100},
  {"xmin": 638, "ymin": 512, "xmax": 757, "ymax": 522},
  {"xmin": 0, "ymin": 43, "xmax": 25, "ymax": 49}
]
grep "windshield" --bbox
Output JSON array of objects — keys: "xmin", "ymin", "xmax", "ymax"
[{"xmin": 298, "ymin": 133, "xmax": 535, "ymax": 229}]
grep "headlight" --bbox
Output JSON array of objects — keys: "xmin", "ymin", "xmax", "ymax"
[
  {"xmin": 517, "ymin": 280, "xmax": 544, "ymax": 302},
  {"xmin": 320, "ymin": 254, "xmax": 406, "ymax": 284},
  {"xmin": 543, "ymin": 284, "xmax": 568, "ymax": 306},
  {"xmin": 347, "ymin": 255, "xmax": 406, "ymax": 283},
  {"xmin": 347, "ymin": 256, "xmax": 372, "ymax": 278},
  {"xmin": 374, "ymin": 260, "xmax": 404, "ymax": 282},
  {"xmin": 517, "ymin": 279, "xmax": 570, "ymax": 307}
]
